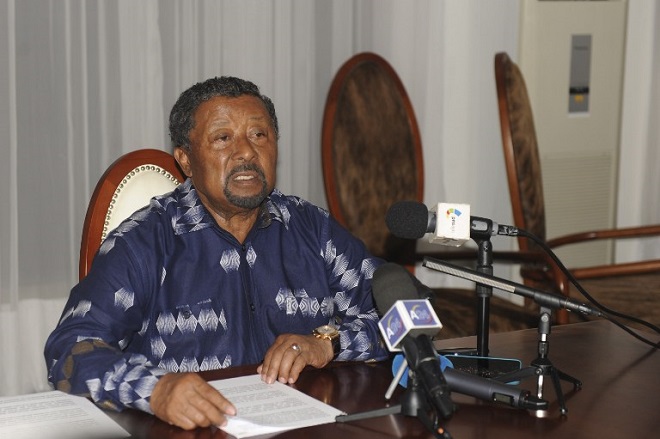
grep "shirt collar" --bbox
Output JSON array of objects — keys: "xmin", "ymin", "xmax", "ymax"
[{"xmin": 168, "ymin": 179, "xmax": 283, "ymax": 235}]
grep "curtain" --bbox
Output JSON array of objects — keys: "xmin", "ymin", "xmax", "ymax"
[{"xmin": 1, "ymin": 0, "xmax": 657, "ymax": 397}]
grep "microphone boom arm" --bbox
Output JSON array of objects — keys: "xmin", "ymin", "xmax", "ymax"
[{"xmin": 422, "ymin": 257, "xmax": 602, "ymax": 317}]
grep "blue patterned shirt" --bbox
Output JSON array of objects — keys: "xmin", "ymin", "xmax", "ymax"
[{"xmin": 44, "ymin": 179, "xmax": 389, "ymax": 413}]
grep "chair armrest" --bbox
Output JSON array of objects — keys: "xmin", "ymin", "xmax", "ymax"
[
  {"xmin": 546, "ymin": 224, "xmax": 660, "ymax": 248},
  {"xmin": 571, "ymin": 259, "xmax": 660, "ymax": 280}
]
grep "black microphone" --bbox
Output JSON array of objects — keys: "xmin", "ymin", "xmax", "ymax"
[
  {"xmin": 373, "ymin": 264, "xmax": 548, "ymax": 411},
  {"xmin": 442, "ymin": 367, "xmax": 546, "ymax": 410},
  {"xmin": 385, "ymin": 200, "xmax": 519, "ymax": 241},
  {"xmin": 372, "ymin": 263, "xmax": 432, "ymax": 315},
  {"xmin": 416, "ymin": 334, "xmax": 456, "ymax": 419},
  {"xmin": 423, "ymin": 257, "xmax": 603, "ymax": 317}
]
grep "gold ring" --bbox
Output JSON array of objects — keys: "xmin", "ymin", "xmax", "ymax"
[{"xmin": 291, "ymin": 343, "xmax": 301, "ymax": 352}]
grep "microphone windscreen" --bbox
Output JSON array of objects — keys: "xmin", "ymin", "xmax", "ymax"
[
  {"xmin": 385, "ymin": 201, "xmax": 429, "ymax": 239},
  {"xmin": 372, "ymin": 263, "xmax": 419, "ymax": 315}
]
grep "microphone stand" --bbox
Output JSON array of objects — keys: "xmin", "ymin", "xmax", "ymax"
[
  {"xmin": 473, "ymin": 235, "xmax": 494, "ymax": 357},
  {"xmin": 492, "ymin": 306, "xmax": 582, "ymax": 415},
  {"xmin": 336, "ymin": 368, "xmax": 452, "ymax": 439},
  {"xmin": 435, "ymin": 233, "xmax": 494, "ymax": 358}
]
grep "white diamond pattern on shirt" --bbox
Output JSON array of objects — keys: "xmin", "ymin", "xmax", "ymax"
[
  {"xmin": 150, "ymin": 336, "xmax": 167, "ymax": 359},
  {"xmin": 218, "ymin": 308, "xmax": 228, "ymax": 331},
  {"xmin": 60, "ymin": 300, "xmax": 92, "ymax": 324},
  {"xmin": 320, "ymin": 296, "xmax": 335, "ymax": 317},
  {"xmin": 158, "ymin": 355, "xmax": 231, "ymax": 374},
  {"xmin": 332, "ymin": 253, "xmax": 350, "ymax": 278},
  {"xmin": 268, "ymin": 197, "xmax": 292, "ymax": 228},
  {"xmin": 246, "ymin": 244, "xmax": 257, "ymax": 268},
  {"xmin": 220, "ymin": 248, "xmax": 241, "ymax": 272},
  {"xmin": 114, "ymin": 287, "xmax": 134, "ymax": 311},
  {"xmin": 275, "ymin": 287, "xmax": 324, "ymax": 317},
  {"xmin": 138, "ymin": 319, "xmax": 149, "ymax": 336},
  {"xmin": 334, "ymin": 291, "xmax": 351, "ymax": 312},
  {"xmin": 179, "ymin": 356, "xmax": 199, "ymax": 372},
  {"xmin": 298, "ymin": 294, "xmax": 320, "ymax": 318},
  {"xmin": 361, "ymin": 258, "xmax": 378, "ymax": 279},
  {"xmin": 156, "ymin": 311, "xmax": 177, "ymax": 335},
  {"xmin": 198, "ymin": 307, "xmax": 219, "ymax": 332},
  {"xmin": 324, "ymin": 240, "xmax": 337, "ymax": 266},
  {"xmin": 339, "ymin": 268, "xmax": 360, "ymax": 291},
  {"xmin": 158, "ymin": 357, "xmax": 179, "ymax": 372}
]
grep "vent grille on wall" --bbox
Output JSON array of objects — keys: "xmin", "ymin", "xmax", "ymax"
[{"xmin": 542, "ymin": 151, "xmax": 615, "ymax": 268}]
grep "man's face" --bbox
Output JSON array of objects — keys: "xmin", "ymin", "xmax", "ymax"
[{"xmin": 175, "ymin": 95, "xmax": 277, "ymax": 219}]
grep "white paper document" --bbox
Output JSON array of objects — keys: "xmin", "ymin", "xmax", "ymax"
[
  {"xmin": 0, "ymin": 390, "xmax": 129, "ymax": 439},
  {"xmin": 210, "ymin": 374, "xmax": 345, "ymax": 438}
]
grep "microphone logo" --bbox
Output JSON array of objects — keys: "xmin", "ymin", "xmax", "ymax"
[
  {"xmin": 378, "ymin": 299, "xmax": 443, "ymax": 351},
  {"xmin": 384, "ymin": 314, "xmax": 405, "ymax": 342},
  {"xmin": 445, "ymin": 208, "xmax": 463, "ymax": 235},
  {"xmin": 405, "ymin": 303, "xmax": 435, "ymax": 324}
]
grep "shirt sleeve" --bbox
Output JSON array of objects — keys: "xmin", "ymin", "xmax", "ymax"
[
  {"xmin": 44, "ymin": 236, "xmax": 168, "ymax": 413},
  {"xmin": 321, "ymin": 215, "xmax": 391, "ymax": 362}
]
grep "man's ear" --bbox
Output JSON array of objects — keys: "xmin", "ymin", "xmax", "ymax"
[{"xmin": 174, "ymin": 147, "xmax": 193, "ymax": 177}]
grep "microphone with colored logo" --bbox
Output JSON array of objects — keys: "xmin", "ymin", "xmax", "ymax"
[{"xmin": 385, "ymin": 200, "xmax": 519, "ymax": 246}]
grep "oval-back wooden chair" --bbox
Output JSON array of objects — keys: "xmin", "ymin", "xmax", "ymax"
[
  {"xmin": 495, "ymin": 51, "xmax": 660, "ymax": 326},
  {"xmin": 79, "ymin": 149, "xmax": 186, "ymax": 280},
  {"xmin": 321, "ymin": 52, "xmax": 540, "ymax": 337},
  {"xmin": 321, "ymin": 52, "xmax": 423, "ymax": 265}
]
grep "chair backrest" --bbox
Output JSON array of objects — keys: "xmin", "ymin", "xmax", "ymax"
[
  {"xmin": 321, "ymin": 52, "xmax": 424, "ymax": 262},
  {"xmin": 79, "ymin": 148, "xmax": 186, "ymax": 280},
  {"xmin": 495, "ymin": 52, "xmax": 547, "ymax": 252}
]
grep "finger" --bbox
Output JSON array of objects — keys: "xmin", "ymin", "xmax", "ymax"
[
  {"xmin": 276, "ymin": 344, "xmax": 305, "ymax": 384},
  {"xmin": 262, "ymin": 346, "xmax": 287, "ymax": 384},
  {"xmin": 285, "ymin": 353, "xmax": 308, "ymax": 384},
  {"xmin": 185, "ymin": 382, "xmax": 236, "ymax": 427},
  {"xmin": 262, "ymin": 342, "xmax": 301, "ymax": 384},
  {"xmin": 260, "ymin": 336, "xmax": 292, "ymax": 383},
  {"xmin": 151, "ymin": 373, "xmax": 235, "ymax": 429}
]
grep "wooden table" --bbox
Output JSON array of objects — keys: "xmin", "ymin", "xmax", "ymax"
[{"xmin": 107, "ymin": 320, "xmax": 660, "ymax": 438}]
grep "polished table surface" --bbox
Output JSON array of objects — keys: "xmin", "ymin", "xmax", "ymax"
[{"xmin": 107, "ymin": 320, "xmax": 660, "ymax": 438}]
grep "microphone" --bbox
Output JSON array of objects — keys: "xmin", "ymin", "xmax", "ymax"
[
  {"xmin": 372, "ymin": 263, "xmax": 433, "ymax": 315},
  {"xmin": 373, "ymin": 264, "xmax": 454, "ymax": 417},
  {"xmin": 392, "ymin": 355, "xmax": 548, "ymax": 410},
  {"xmin": 423, "ymin": 257, "xmax": 603, "ymax": 317},
  {"xmin": 373, "ymin": 264, "xmax": 547, "ymax": 412},
  {"xmin": 386, "ymin": 200, "xmax": 519, "ymax": 245}
]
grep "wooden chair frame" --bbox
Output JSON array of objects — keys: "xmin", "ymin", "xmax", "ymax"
[
  {"xmin": 495, "ymin": 52, "xmax": 660, "ymax": 323},
  {"xmin": 79, "ymin": 149, "xmax": 186, "ymax": 280}
]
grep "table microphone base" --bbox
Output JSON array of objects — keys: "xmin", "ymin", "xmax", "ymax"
[
  {"xmin": 493, "ymin": 308, "xmax": 582, "ymax": 415},
  {"xmin": 336, "ymin": 373, "xmax": 452, "ymax": 439}
]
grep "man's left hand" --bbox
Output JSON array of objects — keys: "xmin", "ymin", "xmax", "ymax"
[{"xmin": 257, "ymin": 334, "xmax": 334, "ymax": 384}]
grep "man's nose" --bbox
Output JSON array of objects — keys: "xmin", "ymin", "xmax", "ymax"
[{"xmin": 233, "ymin": 135, "xmax": 257, "ymax": 160}]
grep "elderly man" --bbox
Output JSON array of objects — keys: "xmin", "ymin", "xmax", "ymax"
[{"xmin": 44, "ymin": 76, "xmax": 389, "ymax": 430}]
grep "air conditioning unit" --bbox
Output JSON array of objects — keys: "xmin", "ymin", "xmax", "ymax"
[{"xmin": 518, "ymin": 0, "xmax": 627, "ymax": 267}]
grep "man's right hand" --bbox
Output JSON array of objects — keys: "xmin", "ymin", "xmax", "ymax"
[{"xmin": 150, "ymin": 372, "xmax": 236, "ymax": 430}]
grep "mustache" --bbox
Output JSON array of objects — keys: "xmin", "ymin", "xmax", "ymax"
[{"xmin": 227, "ymin": 163, "xmax": 266, "ymax": 182}]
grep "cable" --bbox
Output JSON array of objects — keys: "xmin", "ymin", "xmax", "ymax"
[{"xmin": 513, "ymin": 228, "xmax": 660, "ymax": 349}]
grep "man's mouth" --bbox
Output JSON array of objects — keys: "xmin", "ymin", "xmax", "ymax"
[
  {"xmin": 233, "ymin": 174, "xmax": 255, "ymax": 181},
  {"xmin": 227, "ymin": 164, "xmax": 266, "ymax": 186}
]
